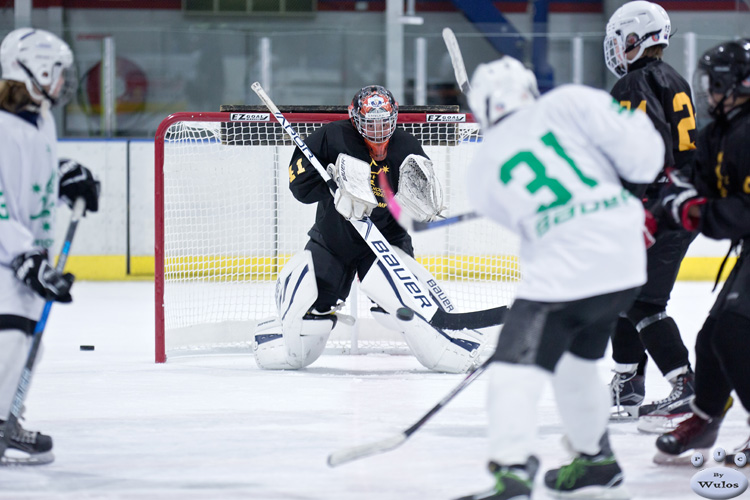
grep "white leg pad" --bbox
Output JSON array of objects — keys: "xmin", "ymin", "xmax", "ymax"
[
  {"xmin": 488, "ymin": 362, "xmax": 548, "ymax": 465},
  {"xmin": 361, "ymin": 258, "xmax": 483, "ymax": 373},
  {"xmin": 552, "ymin": 352, "xmax": 610, "ymax": 455},
  {"xmin": 394, "ymin": 247, "xmax": 458, "ymax": 312},
  {"xmin": 369, "ymin": 306, "xmax": 402, "ymax": 332},
  {"xmin": 253, "ymin": 316, "xmax": 332, "ymax": 370},
  {"xmin": 252, "ymin": 250, "xmax": 333, "ymax": 370},
  {"xmin": 0, "ymin": 330, "xmax": 32, "ymax": 416}
]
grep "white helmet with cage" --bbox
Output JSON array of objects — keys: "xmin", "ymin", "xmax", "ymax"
[
  {"xmin": 604, "ymin": 1, "xmax": 671, "ymax": 78},
  {"xmin": 1, "ymin": 28, "xmax": 74, "ymax": 105},
  {"xmin": 467, "ymin": 56, "xmax": 539, "ymax": 131}
]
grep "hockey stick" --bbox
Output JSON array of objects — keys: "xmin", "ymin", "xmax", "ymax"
[
  {"xmin": 378, "ymin": 171, "xmax": 481, "ymax": 233},
  {"xmin": 328, "ymin": 353, "xmax": 492, "ymax": 467},
  {"xmin": 442, "ymin": 27, "xmax": 471, "ymax": 94},
  {"xmin": 0, "ymin": 197, "xmax": 86, "ymax": 462},
  {"xmin": 251, "ymin": 82, "xmax": 506, "ymax": 331},
  {"xmin": 381, "ymin": 29, "xmax": 480, "ymax": 233}
]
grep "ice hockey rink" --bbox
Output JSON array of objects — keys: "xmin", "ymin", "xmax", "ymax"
[{"xmin": 1, "ymin": 280, "xmax": 748, "ymax": 500}]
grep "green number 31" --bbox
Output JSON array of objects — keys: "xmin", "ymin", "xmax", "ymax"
[{"xmin": 500, "ymin": 131, "xmax": 598, "ymax": 213}]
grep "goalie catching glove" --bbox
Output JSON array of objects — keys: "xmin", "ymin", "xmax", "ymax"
[
  {"xmin": 327, "ymin": 154, "xmax": 378, "ymax": 220},
  {"xmin": 11, "ymin": 249, "xmax": 74, "ymax": 302},
  {"xmin": 394, "ymin": 154, "xmax": 445, "ymax": 222}
]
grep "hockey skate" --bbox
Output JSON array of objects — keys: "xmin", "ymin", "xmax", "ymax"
[
  {"xmin": 544, "ymin": 434, "xmax": 629, "ymax": 499},
  {"xmin": 726, "ymin": 422, "xmax": 750, "ymax": 466},
  {"xmin": 653, "ymin": 397, "xmax": 733, "ymax": 465},
  {"xmin": 609, "ymin": 370, "xmax": 645, "ymax": 421},
  {"xmin": 0, "ymin": 418, "xmax": 54, "ymax": 465},
  {"xmin": 455, "ymin": 456, "xmax": 539, "ymax": 500},
  {"xmin": 637, "ymin": 372, "xmax": 695, "ymax": 434}
]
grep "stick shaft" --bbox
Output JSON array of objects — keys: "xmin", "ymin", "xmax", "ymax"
[
  {"xmin": 327, "ymin": 358, "xmax": 492, "ymax": 467},
  {"xmin": 0, "ymin": 198, "xmax": 86, "ymax": 460}
]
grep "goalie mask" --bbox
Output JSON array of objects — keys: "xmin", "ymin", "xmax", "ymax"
[
  {"xmin": 604, "ymin": 1, "xmax": 671, "ymax": 78},
  {"xmin": 467, "ymin": 56, "xmax": 539, "ymax": 130},
  {"xmin": 694, "ymin": 39, "xmax": 750, "ymax": 120},
  {"xmin": 1, "ymin": 28, "xmax": 75, "ymax": 106},
  {"xmin": 349, "ymin": 85, "xmax": 398, "ymax": 161}
]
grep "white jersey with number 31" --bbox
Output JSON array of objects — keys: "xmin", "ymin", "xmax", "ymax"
[{"xmin": 467, "ymin": 84, "xmax": 665, "ymax": 302}]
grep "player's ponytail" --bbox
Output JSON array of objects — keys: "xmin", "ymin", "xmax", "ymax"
[{"xmin": 0, "ymin": 79, "xmax": 33, "ymax": 114}]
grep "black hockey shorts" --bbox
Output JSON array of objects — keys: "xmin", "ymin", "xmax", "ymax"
[
  {"xmin": 709, "ymin": 244, "xmax": 750, "ymax": 321},
  {"xmin": 638, "ymin": 229, "xmax": 696, "ymax": 307},
  {"xmin": 491, "ymin": 288, "xmax": 639, "ymax": 372}
]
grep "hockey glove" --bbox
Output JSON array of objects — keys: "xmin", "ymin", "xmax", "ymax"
[
  {"xmin": 59, "ymin": 159, "xmax": 100, "ymax": 214},
  {"xmin": 660, "ymin": 168, "xmax": 706, "ymax": 231},
  {"xmin": 327, "ymin": 154, "xmax": 378, "ymax": 220},
  {"xmin": 11, "ymin": 249, "xmax": 74, "ymax": 302},
  {"xmin": 394, "ymin": 154, "xmax": 445, "ymax": 222}
]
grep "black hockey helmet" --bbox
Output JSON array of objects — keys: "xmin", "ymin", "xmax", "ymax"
[{"xmin": 694, "ymin": 39, "xmax": 750, "ymax": 119}]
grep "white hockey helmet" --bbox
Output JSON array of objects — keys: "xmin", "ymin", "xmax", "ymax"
[
  {"xmin": 467, "ymin": 56, "xmax": 539, "ymax": 130},
  {"xmin": 604, "ymin": 1, "xmax": 671, "ymax": 78},
  {"xmin": 1, "ymin": 28, "xmax": 74, "ymax": 105}
]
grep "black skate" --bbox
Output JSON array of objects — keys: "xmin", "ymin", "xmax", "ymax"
[
  {"xmin": 0, "ymin": 418, "xmax": 54, "ymax": 466},
  {"xmin": 544, "ymin": 434, "xmax": 629, "ymax": 499},
  {"xmin": 610, "ymin": 370, "xmax": 645, "ymax": 421},
  {"xmin": 637, "ymin": 372, "xmax": 695, "ymax": 434},
  {"xmin": 455, "ymin": 456, "xmax": 539, "ymax": 500},
  {"xmin": 653, "ymin": 398, "xmax": 733, "ymax": 466}
]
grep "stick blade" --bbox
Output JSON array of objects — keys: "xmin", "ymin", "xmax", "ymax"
[
  {"xmin": 327, "ymin": 433, "xmax": 407, "ymax": 468},
  {"xmin": 442, "ymin": 27, "xmax": 471, "ymax": 94}
]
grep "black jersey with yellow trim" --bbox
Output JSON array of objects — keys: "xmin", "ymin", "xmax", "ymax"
[
  {"xmin": 288, "ymin": 119, "xmax": 427, "ymax": 261},
  {"xmin": 611, "ymin": 57, "xmax": 697, "ymax": 179},
  {"xmin": 692, "ymin": 102, "xmax": 750, "ymax": 241}
]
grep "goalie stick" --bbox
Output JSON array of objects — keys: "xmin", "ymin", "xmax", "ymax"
[
  {"xmin": 328, "ymin": 351, "xmax": 492, "ymax": 467},
  {"xmin": 251, "ymin": 82, "xmax": 506, "ymax": 331},
  {"xmin": 0, "ymin": 197, "xmax": 86, "ymax": 464}
]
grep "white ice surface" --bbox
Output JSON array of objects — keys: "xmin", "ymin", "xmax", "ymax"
[{"xmin": 1, "ymin": 281, "xmax": 748, "ymax": 499}]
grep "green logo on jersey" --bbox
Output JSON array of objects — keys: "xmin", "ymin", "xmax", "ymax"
[
  {"xmin": 535, "ymin": 188, "xmax": 635, "ymax": 237},
  {"xmin": 0, "ymin": 190, "xmax": 8, "ymax": 220}
]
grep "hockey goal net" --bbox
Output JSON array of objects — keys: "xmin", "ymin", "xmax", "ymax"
[{"xmin": 155, "ymin": 106, "xmax": 520, "ymax": 363}]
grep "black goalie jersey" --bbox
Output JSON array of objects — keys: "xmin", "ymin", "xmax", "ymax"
[
  {"xmin": 610, "ymin": 57, "xmax": 697, "ymax": 201},
  {"xmin": 288, "ymin": 119, "xmax": 427, "ymax": 262}
]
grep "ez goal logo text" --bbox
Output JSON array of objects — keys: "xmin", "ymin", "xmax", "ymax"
[
  {"xmin": 230, "ymin": 113, "xmax": 270, "ymax": 122},
  {"xmin": 690, "ymin": 448, "xmax": 748, "ymax": 499},
  {"xmin": 426, "ymin": 114, "xmax": 466, "ymax": 123}
]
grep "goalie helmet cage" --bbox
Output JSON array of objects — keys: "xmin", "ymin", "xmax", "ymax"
[{"xmin": 154, "ymin": 105, "xmax": 520, "ymax": 363}]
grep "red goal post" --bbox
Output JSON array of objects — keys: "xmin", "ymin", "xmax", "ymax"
[{"xmin": 154, "ymin": 105, "xmax": 519, "ymax": 363}]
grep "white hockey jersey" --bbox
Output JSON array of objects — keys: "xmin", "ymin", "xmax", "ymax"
[
  {"xmin": 467, "ymin": 85, "xmax": 664, "ymax": 302},
  {"xmin": 0, "ymin": 108, "xmax": 59, "ymax": 320}
]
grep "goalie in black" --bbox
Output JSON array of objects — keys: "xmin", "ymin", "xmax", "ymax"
[
  {"xmin": 252, "ymin": 85, "xmax": 492, "ymax": 373},
  {"xmin": 0, "ymin": 29, "xmax": 99, "ymax": 465}
]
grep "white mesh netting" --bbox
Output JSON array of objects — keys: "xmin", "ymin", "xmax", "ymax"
[{"xmin": 157, "ymin": 113, "xmax": 520, "ymax": 359}]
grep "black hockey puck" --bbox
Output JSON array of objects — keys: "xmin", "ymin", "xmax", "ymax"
[
  {"xmin": 396, "ymin": 307, "xmax": 414, "ymax": 321},
  {"xmin": 80, "ymin": 345, "xmax": 95, "ymax": 351}
]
